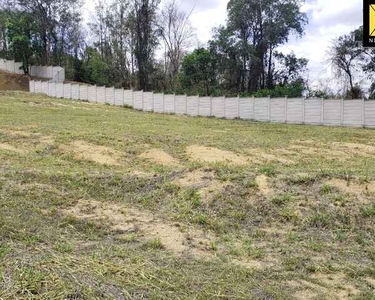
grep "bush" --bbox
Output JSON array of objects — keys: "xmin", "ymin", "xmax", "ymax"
[
  {"xmin": 254, "ymin": 83, "xmax": 304, "ymax": 98},
  {"xmin": 345, "ymin": 85, "xmax": 363, "ymax": 99}
]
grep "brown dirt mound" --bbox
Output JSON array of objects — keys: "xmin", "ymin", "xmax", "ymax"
[
  {"xmin": 60, "ymin": 140, "xmax": 123, "ymax": 166},
  {"xmin": 62, "ymin": 200, "xmax": 213, "ymax": 256},
  {"xmin": 186, "ymin": 145, "xmax": 249, "ymax": 165},
  {"xmin": 139, "ymin": 149, "xmax": 180, "ymax": 166},
  {"xmin": 0, "ymin": 70, "xmax": 30, "ymax": 91}
]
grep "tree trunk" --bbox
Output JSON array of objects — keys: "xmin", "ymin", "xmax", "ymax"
[{"xmin": 267, "ymin": 46, "xmax": 273, "ymax": 89}]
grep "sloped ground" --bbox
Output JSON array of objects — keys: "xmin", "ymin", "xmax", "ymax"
[
  {"xmin": 0, "ymin": 70, "xmax": 30, "ymax": 91},
  {"xmin": 1, "ymin": 91, "xmax": 375, "ymax": 299}
]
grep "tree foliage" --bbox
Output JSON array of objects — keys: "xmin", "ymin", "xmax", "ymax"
[{"xmin": 0, "ymin": 0, "xmax": 310, "ymax": 97}]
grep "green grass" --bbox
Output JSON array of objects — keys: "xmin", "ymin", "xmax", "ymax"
[{"xmin": 1, "ymin": 91, "xmax": 375, "ymax": 299}]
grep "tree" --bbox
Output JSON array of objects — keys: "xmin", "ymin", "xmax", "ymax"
[
  {"xmin": 6, "ymin": 11, "xmax": 37, "ymax": 73},
  {"xmin": 179, "ymin": 48, "xmax": 215, "ymax": 95},
  {"xmin": 131, "ymin": 0, "xmax": 160, "ymax": 91},
  {"xmin": 158, "ymin": 0, "xmax": 196, "ymax": 89},
  {"xmin": 209, "ymin": 26, "xmax": 242, "ymax": 93},
  {"xmin": 226, "ymin": 0, "xmax": 307, "ymax": 93},
  {"xmin": 16, "ymin": 0, "xmax": 81, "ymax": 65},
  {"xmin": 273, "ymin": 52, "xmax": 308, "ymax": 86},
  {"xmin": 0, "ymin": 8, "xmax": 9, "ymax": 58},
  {"xmin": 328, "ymin": 30, "xmax": 363, "ymax": 92}
]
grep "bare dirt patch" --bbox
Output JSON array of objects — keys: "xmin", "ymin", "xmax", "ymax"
[
  {"xmin": 257, "ymin": 153, "xmax": 295, "ymax": 165},
  {"xmin": 61, "ymin": 140, "xmax": 123, "ymax": 166},
  {"xmin": 174, "ymin": 169, "xmax": 229, "ymax": 202},
  {"xmin": 255, "ymin": 175, "xmax": 272, "ymax": 196},
  {"xmin": 290, "ymin": 272, "xmax": 360, "ymax": 300},
  {"xmin": 62, "ymin": 200, "xmax": 213, "ymax": 256},
  {"xmin": 130, "ymin": 170, "xmax": 155, "ymax": 178},
  {"xmin": 326, "ymin": 179, "xmax": 375, "ymax": 195},
  {"xmin": 50, "ymin": 102, "xmax": 93, "ymax": 111},
  {"xmin": 311, "ymin": 273, "xmax": 360, "ymax": 299},
  {"xmin": 38, "ymin": 135, "xmax": 54, "ymax": 145},
  {"xmin": 139, "ymin": 149, "xmax": 180, "ymax": 167},
  {"xmin": 364, "ymin": 277, "xmax": 375, "ymax": 288},
  {"xmin": 199, "ymin": 181, "xmax": 230, "ymax": 202},
  {"xmin": 243, "ymin": 149, "xmax": 296, "ymax": 165},
  {"xmin": 0, "ymin": 143, "xmax": 28, "ymax": 154},
  {"xmin": 0, "ymin": 129, "xmax": 32, "ymax": 138},
  {"xmin": 0, "ymin": 129, "xmax": 54, "ymax": 146},
  {"xmin": 0, "ymin": 70, "xmax": 30, "ymax": 91},
  {"xmin": 293, "ymin": 288, "xmax": 317, "ymax": 300},
  {"xmin": 232, "ymin": 258, "xmax": 274, "ymax": 270},
  {"xmin": 260, "ymin": 226, "xmax": 288, "ymax": 236},
  {"xmin": 288, "ymin": 145, "xmax": 347, "ymax": 161},
  {"xmin": 186, "ymin": 145, "xmax": 249, "ymax": 165},
  {"xmin": 289, "ymin": 140, "xmax": 375, "ymax": 162},
  {"xmin": 331, "ymin": 142, "xmax": 375, "ymax": 156},
  {"xmin": 174, "ymin": 169, "xmax": 215, "ymax": 188}
]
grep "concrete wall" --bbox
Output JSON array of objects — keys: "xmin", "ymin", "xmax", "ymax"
[
  {"xmin": 0, "ymin": 59, "xmax": 65, "ymax": 82},
  {"xmin": 29, "ymin": 80, "xmax": 375, "ymax": 129}
]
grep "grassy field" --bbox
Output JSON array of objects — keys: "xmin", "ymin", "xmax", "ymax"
[{"xmin": 1, "ymin": 91, "xmax": 375, "ymax": 299}]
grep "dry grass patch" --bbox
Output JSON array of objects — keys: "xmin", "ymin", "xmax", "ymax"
[
  {"xmin": 332, "ymin": 142, "xmax": 375, "ymax": 156},
  {"xmin": 326, "ymin": 178, "xmax": 375, "ymax": 196},
  {"xmin": 50, "ymin": 102, "xmax": 93, "ymax": 111},
  {"xmin": 364, "ymin": 277, "xmax": 375, "ymax": 288},
  {"xmin": 199, "ymin": 181, "xmax": 230, "ymax": 202},
  {"xmin": 288, "ymin": 144, "xmax": 347, "ymax": 161},
  {"xmin": 244, "ymin": 149, "xmax": 296, "ymax": 165},
  {"xmin": 0, "ymin": 129, "xmax": 54, "ymax": 146},
  {"xmin": 130, "ymin": 170, "xmax": 155, "ymax": 178},
  {"xmin": 60, "ymin": 140, "xmax": 123, "ymax": 166},
  {"xmin": 290, "ymin": 273, "xmax": 360, "ymax": 300},
  {"xmin": 255, "ymin": 175, "xmax": 272, "ymax": 197},
  {"xmin": 139, "ymin": 149, "xmax": 180, "ymax": 167},
  {"xmin": 174, "ymin": 169, "xmax": 215, "ymax": 188},
  {"xmin": 0, "ymin": 129, "xmax": 33, "ymax": 137},
  {"xmin": 293, "ymin": 289, "xmax": 317, "ymax": 300},
  {"xmin": 186, "ymin": 145, "xmax": 249, "ymax": 165},
  {"xmin": 173, "ymin": 169, "xmax": 230, "ymax": 202},
  {"xmin": 38, "ymin": 135, "xmax": 54, "ymax": 145},
  {"xmin": 310, "ymin": 273, "xmax": 360, "ymax": 299},
  {"xmin": 232, "ymin": 258, "xmax": 275, "ymax": 270},
  {"xmin": 257, "ymin": 152, "xmax": 295, "ymax": 165},
  {"xmin": 62, "ymin": 200, "xmax": 214, "ymax": 256},
  {"xmin": 289, "ymin": 140, "xmax": 375, "ymax": 162},
  {"xmin": 0, "ymin": 143, "xmax": 28, "ymax": 154}
]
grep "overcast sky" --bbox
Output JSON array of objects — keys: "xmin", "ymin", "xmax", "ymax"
[{"xmin": 84, "ymin": 0, "xmax": 363, "ymax": 83}]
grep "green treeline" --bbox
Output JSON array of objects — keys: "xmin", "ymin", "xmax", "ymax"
[{"xmin": 0, "ymin": 0, "xmax": 373, "ymax": 98}]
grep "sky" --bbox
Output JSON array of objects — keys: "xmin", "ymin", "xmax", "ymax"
[{"xmin": 84, "ymin": 0, "xmax": 364, "ymax": 85}]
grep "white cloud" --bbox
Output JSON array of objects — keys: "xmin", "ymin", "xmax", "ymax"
[
  {"xmin": 188, "ymin": 0, "xmax": 227, "ymax": 45},
  {"xmin": 278, "ymin": 0, "xmax": 363, "ymax": 86}
]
